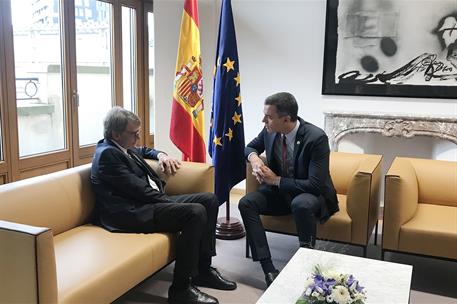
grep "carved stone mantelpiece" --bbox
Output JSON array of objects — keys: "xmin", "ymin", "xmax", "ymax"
[{"xmin": 324, "ymin": 111, "xmax": 457, "ymax": 151}]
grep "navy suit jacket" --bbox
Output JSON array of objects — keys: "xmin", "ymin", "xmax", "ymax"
[
  {"xmin": 245, "ymin": 117, "xmax": 339, "ymax": 222},
  {"xmin": 90, "ymin": 138, "xmax": 172, "ymax": 232}
]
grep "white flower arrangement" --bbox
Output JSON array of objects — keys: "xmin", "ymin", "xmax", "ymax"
[{"xmin": 296, "ymin": 265, "xmax": 367, "ymax": 304}]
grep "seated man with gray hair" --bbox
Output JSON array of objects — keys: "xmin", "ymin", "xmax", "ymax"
[{"xmin": 90, "ymin": 107, "xmax": 236, "ymax": 304}]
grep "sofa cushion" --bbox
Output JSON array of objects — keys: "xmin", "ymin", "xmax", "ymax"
[
  {"xmin": 329, "ymin": 152, "xmax": 361, "ymax": 195},
  {"xmin": 399, "ymin": 203, "xmax": 457, "ymax": 259},
  {"xmin": 410, "ymin": 158, "xmax": 457, "ymax": 208},
  {"xmin": 261, "ymin": 195, "xmax": 352, "ymax": 243},
  {"xmin": 54, "ymin": 224, "xmax": 175, "ymax": 303},
  {"xmin": 0, "ymin": 165, "xmax": 94, "ymax": 236},
  {"xmin": 317, "ymin": 194, "xmax": 352, "ymax": 243}
]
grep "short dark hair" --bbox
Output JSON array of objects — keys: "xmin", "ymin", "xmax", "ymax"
[
  {"xmin": 103, "ymin": 106, "xmax": 141, "ymax": 139},
  {"xmin": 264, "ymin": 92, "xmax": 298, "ymax": 122}
]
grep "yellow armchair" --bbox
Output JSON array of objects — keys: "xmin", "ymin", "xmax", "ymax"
[
  {"xmin": 245, "ymin": 151, "xmax": 382, "ymax": 257},
  {"xmin": 382, "ymin": 157, "xmax": 457, "ymax": 260}
]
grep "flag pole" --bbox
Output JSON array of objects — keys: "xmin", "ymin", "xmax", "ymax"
[
  {"xmin": 226, "ymin": 196, "xmax": 230, "ymax": 220},
  {"xmin": 210, "ymin": 0, "xmax": 245, "ymax": 240},
  {"xmin": 216, "ymin": 196, "xmax": 245, "ymax": 240}
]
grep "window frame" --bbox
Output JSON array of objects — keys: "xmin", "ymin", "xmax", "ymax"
[{"xmin": 0, "ymin": 0, "xmax": 149, "ymax": 182}]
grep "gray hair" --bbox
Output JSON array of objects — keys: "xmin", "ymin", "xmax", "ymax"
[{"xmin": 103, "ymin": 106, "xmax": 141, "ymax": 139}]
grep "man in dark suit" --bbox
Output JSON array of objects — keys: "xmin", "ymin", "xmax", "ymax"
[
  {"xmin": 238, "ymin": 92, "xmax": 339, "ymax": 288},
  {"xmin": 90, "ymin": 107, "xmax": 236, "ymax": 304}
]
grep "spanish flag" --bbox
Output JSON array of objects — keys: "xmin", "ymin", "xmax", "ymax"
[{"xmin": 170, "ymin": 0, "xmax": 206, "ymax": 162}]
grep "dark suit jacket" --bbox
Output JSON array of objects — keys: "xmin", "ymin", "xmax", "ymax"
[
  {"xmin": 90, "ymin": 138, "xmax": 172, "ymax": 232},
  {"xmin": 245, "ymin": 117, "xmax": 339, "ymax": 223}
]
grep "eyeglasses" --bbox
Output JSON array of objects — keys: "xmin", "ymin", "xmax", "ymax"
[{"xmin": 124, "ymin": 129, "xmax": 141, "ymax": 137}]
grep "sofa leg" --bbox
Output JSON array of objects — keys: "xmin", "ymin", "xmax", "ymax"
[
  {"xmin": 363, "ymin": 246, "xmax": 367, "ymax": 258},
  {"xmin": 381, "ymin": 250, "xmax": 385, "ymax": 260},
  {"xmin": 374, "ymin": 220, "xmax": 379, "ymax": 245},
  {"xmin": 245, "ymin": 235, "xmax": 250, "ymax": 258}
]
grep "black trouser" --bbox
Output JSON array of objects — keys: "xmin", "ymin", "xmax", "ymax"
[
  {"xmin": 107, "ymin": 192, "xmax": 219, "ymax": 281},
  {"xmin": 154, "ymin": 193, "xmax": 219, "ymax": 281},
  {"xmin": 238, "ymin": 186, "xmax": 322, "ymax": 261}
]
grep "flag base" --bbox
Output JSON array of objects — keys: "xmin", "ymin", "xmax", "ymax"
[{"xmin": 215, "ymin": 217, "xmax": 245, "ymax": 240}]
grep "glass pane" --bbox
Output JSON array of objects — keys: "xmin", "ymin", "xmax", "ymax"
[
  {"xmin": 122, "ymin": 6, "xmax": 136, "ymax": 112},
  {"xmin": 0, "ymin": 81, "xmax": 3, "ymax": 161},
  {"xmin": 76, "ymin": 1, "xmax": 113, "ymax": 146},
  {"xmin": 148, "ymin": 12, "xmax": 155, "ymax": 135},
  {"xmin": 11, "ymin": 0, "xmax": 66, "ymax": 157},
  {"xmin": 0, "ymin": 103, "xmax": 3, "ymax": 161}
]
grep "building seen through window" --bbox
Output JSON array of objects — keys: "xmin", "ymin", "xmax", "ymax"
[
  {"xmin": 12, "ymin": 0, "xmax": 115, "ymax": 154},
  {"xmin": 0, "ymin": 0, "xmax": 154, "ymax": 181},
  {"xmin": 12, "ymin": 0, "xmax": 66, "ymax": 157}
]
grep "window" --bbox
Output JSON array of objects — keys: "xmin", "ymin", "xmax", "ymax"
[
  {"xmin": 122, "ymin": 6, "xmax": 137, "ymax": 112},
  {"xmin": 75, "ymin": 0, "xmax": 113, "ymax": 146},
  {"xmin": 11, "ymin": 0, "xmax": 66, "ymax": 157},
  {"xmin": 0, "ymin": 0, "xmax": 149, "ymax": 182},
  {"xmin": 0, "ymin": 104, "xmax": 3, "ymax": 161},
  {"xmin": 148, "ymin": 11, "xmax": 155, "ymax": 135}
]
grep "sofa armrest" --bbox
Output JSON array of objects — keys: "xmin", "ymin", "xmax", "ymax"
[
  {"xmin": 0, "ymin": 220, "xmax": 57, "ymax": 303},
  {"xmin": 145, "ymin": 160, "xmax": 214, "ymax": 195},
  {"xmin": 246, "ymin": 161, "xmax": 259, "ymax": 194},
  {"xmin": 383, "ymin": 157, "xmax": 419, "ymax": 250},
  {"xmin": 346, "ymin": 154, "xmax": 383, "ymax": 245},
  {"xmin": 246, "ymin": 155, "xmax": 267, "ymax": 194}
]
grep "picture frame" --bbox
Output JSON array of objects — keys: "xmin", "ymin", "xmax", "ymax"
[{"xmin": 322, "ymin": 0, "xmax": 457, "ymax": 99}]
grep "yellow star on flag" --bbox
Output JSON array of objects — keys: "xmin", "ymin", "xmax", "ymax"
[
  {"xmin": 213, "ymin": 136, "xmax": 222, "ymax": 147},
  {"xmin": 223, "ymin": 57, "xmax": 235, "ymax": 72},
  {"xmin": 235, "ymin": 94, "xmax": 242, "ymax": 107},
  {"xmin": 232, "ymin": 112, "xmax": 242, "ymax": 125},
  {"xmin": 225, "ymin": 128, "xmax": 233, "ymax": 141},
  {"xmin": 234, "ymin": 73, "xmax": 241, "ymax": 86}
]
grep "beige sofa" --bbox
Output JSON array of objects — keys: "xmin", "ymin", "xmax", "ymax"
[
  {"xmin": 0, "ymin": 160, "xmax": 214, "ymax": 303},
  {"xmin": 382, "ymin": 157, "xmax": 457, "ymax": 260},
  {"xmin": 245, "ymin": 151, "xmax": 382, "ymax": 257}
]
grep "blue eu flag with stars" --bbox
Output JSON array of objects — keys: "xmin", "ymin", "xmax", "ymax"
[{"xmin": 208, "ymin": 0, "xmax": 245, "ymax": 205}]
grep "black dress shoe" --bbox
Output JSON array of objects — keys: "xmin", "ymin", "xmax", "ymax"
[
  {"xmin": 265, "ymin": 270, "xmax": 280, "ymax": 287},
  {"xmin": 193, "ymin": 267, "xmax": 237, "ymax": 290},
  {"xmin": 168, "ymin": 284, "xmax": 219, "ymax": 304}
]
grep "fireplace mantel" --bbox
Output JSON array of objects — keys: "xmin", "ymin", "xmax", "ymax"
[{"xmin": 324, "ymin": 111, "xmax": 457, "ymax": 151}]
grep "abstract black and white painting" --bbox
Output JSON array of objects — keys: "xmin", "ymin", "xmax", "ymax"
[{"xmin": 322, "ymin": 0, "xmax": 457, "ymax": 99}]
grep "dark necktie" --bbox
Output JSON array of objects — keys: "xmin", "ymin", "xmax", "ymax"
[
  {"xmin": 127, "ymin": 149, "xmax": 164, "ymax": 193},
  {"xmin": 281, "ymin": 135, "xmax": 288, "ymax": 176}
]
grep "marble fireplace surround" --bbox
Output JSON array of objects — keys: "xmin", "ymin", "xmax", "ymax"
[{"xmin": 324, "ymin": 111, "xmax": 457, "ymax": 151}]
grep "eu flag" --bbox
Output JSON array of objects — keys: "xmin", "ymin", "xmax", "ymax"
[{"xmin": 208, "ymin": 0, "xmax": 245, "ymax": 205}]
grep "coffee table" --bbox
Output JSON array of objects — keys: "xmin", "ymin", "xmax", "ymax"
[{"xmin": 257, "ymin": 248, "xmax": 412, "ymax": 304}]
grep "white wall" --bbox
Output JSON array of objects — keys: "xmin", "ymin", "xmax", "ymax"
[
  {"xmin": 154, "ymin": 0, "xmax": 457, "ymax": 165},
  {"xmin": 154, "ymin": 0, "xmax": 218, "ymax": 159}
]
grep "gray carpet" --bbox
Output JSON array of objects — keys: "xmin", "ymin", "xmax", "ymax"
[{"xmin": 115, "ymin": 201, "xmax": 457, "ymax": 304}]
